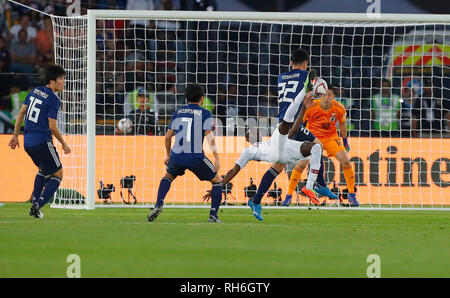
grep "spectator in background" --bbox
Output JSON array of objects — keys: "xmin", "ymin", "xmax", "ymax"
[
  {"xmin": 98, "ymin": 0, "xmax": 128, "ymax": 9},
  {"xmin": 54, "ymin": 0, "xmax": 68, "ymax": 16},
  {"xmin": 192, "ymin": 0, "xmax": 216, "ymax": 11},
  {"xmin": 0, "ymin": 81, "xmax": 28, "ymax": 134},
  {"xmin": 27, "ymin": 1, "xmax": 44, "ymax": 29},
  {"xmin": 116, "ymin": 89, "xmax": 159, "ymax": 135},
  {"xmin": 8, "ymin": 14, "xmax": 37, "ymax": 44},
  {"xmin": 0, "ymin": 37, "xmax": 11, "ymax": 101},
  {"xmin": 0, "ymin": 37, "xmax": 9, "ymax": 72},
  {"xmin": 125, "ymin": 85, "xmax": 157, "ymax": 117},
  {"xmin": 201, "ymin": 94, "xmax": 215, "ymax": 114},
  {"xmin": 412, "ymin": 80, "xmax": 450, "ymax": 138},
  {"xmin": 399, "ymin": 85, "xmax": 417, "ymax": 138},
  {"xmin": 155, "ymin": 0, "xmax": 181, "ymax": 10},
  {"xmin": 36, "ymin": 17, "xmax": 54, "ymax": 67},
  {"xmin": 9, "ymin": 81, "xmax": 29, "ymax": 128},
  {"xmin": 10, "ymin": 29, "xmax": 36, "ymax": 86},
  {"xmin": 371, "ymin": 79, "xmax": 401, "ymax": 137}
]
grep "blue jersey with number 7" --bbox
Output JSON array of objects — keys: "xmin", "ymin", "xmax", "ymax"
[
  {"xmin": 169, "ymin": 103, "xmax": 213, "ymax": 161},
  {"xmin": 277, "ymin": 69, "xmax": 309, "ymax": 122},
  {"xmin": 23, "ymin": 86, "xmax": 61, "ymax": 148}
]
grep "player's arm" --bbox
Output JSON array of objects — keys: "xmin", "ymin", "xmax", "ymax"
[
  {"xmin": 288, "ymin": 93, "xmax": 314, "ymax": 139},
  {"xmin": 338, "ymin": 112, "xmax": 350, "ymax": 153},
  {"xmin": 164, "ymin": 129, "xmax": 175, "ymax": 165},
  {"xmin": 49, "ymin": 118, "xmax": 71, "ymax": 154},
  {"xmin": 205, "ymin": 129, "xmax": 220, "ymax": 171},
  {"xmin": 8, "ymin": 104, "xmax": 28, "ymax": 149},
  {"xmin": 222, "ymin": 164, "xmax": 241, "ymax": 186},
  {"xmin": 202, "ymin": 164, "xmax": 240, "ymax": 202}
]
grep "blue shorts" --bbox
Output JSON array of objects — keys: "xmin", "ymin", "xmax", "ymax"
[
  {"xmin": 25, "ymin": 141, "xmax": 62, "ymax": 175},
  {"xmin": 291, "ymin": 125, "xmax": 316, "ymax": 143},
  {"xmin": 167, "ymin": 156, "xmax": 217, "ymax": 181}
]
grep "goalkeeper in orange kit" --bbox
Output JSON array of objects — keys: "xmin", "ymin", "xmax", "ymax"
[{"xmin": 285, "ymin": 84, "xmax": 360, "ymax": 207}]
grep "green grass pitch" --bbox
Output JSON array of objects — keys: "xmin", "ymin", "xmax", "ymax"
[{"xmin": 0, "ymin": 203, "xmax": 449, "ymax": 277}]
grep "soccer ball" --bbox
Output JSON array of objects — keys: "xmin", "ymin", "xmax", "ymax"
[
  {"xmin": 117, "ymin": 118, "xmax": 133, "ymax": 134},
  {"xmin": 311, "ymin": 77, "xmax": 328, "ymax": 98}
]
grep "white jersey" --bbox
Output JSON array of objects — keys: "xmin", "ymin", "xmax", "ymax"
[{"xmin": 235, "ymin": 139, "xmax": 309, "ymax": 169}]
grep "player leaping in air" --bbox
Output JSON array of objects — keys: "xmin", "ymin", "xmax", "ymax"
[
  {"xmin": 147, "ymin": 84, "xmax": 223, "ymax": 223},
  {"xmin": 289, "ymin": 84, "xmax": 359, "ymax": 207},
  {"xmin": 8, "ymin": 65, "xmax": 71, "ymax": 218},
  {"xmin": 276, "ymin": 49, "xmax": 338, "ymax": 206},
  {"xmin": 204, "ymin": 66, "xmax": 324, "ymax": 221},
  {"xmin": 232, "ymin": 48, "xmax": 336, "ymax": 212}
]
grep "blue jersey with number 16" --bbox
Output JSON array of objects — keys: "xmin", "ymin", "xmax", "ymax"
[
  {"xmin": 23, "ymin": 86, "xmax": 61, "ymax": 148},
  {"xmin": 277, "ymin": 69, "xmax": 309, "ymax": 122}
]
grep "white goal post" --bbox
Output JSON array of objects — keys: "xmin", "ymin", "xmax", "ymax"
[{"xmin": 50, "ymin": 10, "xmax": 450, "ymax": 210}]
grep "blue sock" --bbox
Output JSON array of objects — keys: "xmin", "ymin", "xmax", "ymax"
[
  {"xmin": 253, "ymin": 167, "xmax": 280, "ymax": 204},
  {"xmin": 32, "ymin": 172, "xmax": 47, "ymax": 203},
  {"xmin": 316, "ymin": 156, "xmax": 326, "ymax": 187},
  {"xmin": 38, "ymin": 177, "xmax": 61, "ymax": 208},
  {"xmin": 156, "ymin": 177, "xmax": 172, "ymax": 207},
  {"xmin": 209, "ymin": 183, "xmax": 222, "ymax": 216}
]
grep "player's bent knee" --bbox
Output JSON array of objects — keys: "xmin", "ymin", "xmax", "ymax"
[
  {"xmin": 300, "ymin": 141, "xmax": 314, "ymax": 157},
  {"xmin": 53, "ymin": 168, "xmax": 63, "ymax": 180},
  {"xmin": 337, "ymin": 151, "xmax": 351, "ymax": 167},
  {"xmin": 342, "ymin": 159, "xmax": 351, "ymax": 167},
  {"xmin": 164, "ymin": 172, "xmax": 175, "ymax": 181},
  {"xmin": 306, "ymin": 143, "xmax": 322, "ymax": 158},
  {"xmin": 313, "ymin": 138, "xmax": 323, "ymax": 149},
  {"xmin": 272, "ymin": 163, "xmax": 285, "ymax": 172}
]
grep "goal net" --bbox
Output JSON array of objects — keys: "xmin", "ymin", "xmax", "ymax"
[{"xmin": 51, "ymin": 10, "xmax": 450, "ymax": 210}]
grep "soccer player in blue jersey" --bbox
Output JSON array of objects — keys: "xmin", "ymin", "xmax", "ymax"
[
  {"xmin": 147, "ymin": 84, "xmax": 223, "ymax": 223},
  {"xmin": 222, "ymin": 49, "xmax": 322, "ymax": 220},
  {"xmin": 203, "ymin": 50, "xmax": 324, "ymax": 221},
  {"xmin": 277, "ymin": 49, "xmax": 338, "ymax": 206},
  {"xmin": 8, "ymin": 65, "xmax": 71, "ymax": 218}
]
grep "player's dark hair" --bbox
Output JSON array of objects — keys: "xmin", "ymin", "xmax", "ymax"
[
  {"xmin": 185, "ymin": 84, "xmax": 204, "ymax": 103},
  {"xmin": 291, "ymin": 48, "xmax": 309, "ymax": 65},
  {"xmin": 44, "ymin": 65, "xmax": 65, "ymax": 84}
]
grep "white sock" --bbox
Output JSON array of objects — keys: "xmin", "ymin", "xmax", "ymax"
[
  {"xmin": 283, "ymin": 87, "xmax": 306, "ymax": 123},
  {"xmin": 306, "ymin": 143, "xmax": 322, "ymax": 190}
]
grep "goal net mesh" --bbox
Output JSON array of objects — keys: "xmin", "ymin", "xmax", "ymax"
[{"xmin": 51, "ymin": 13, "xmax": 450, "ymax": 209}]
